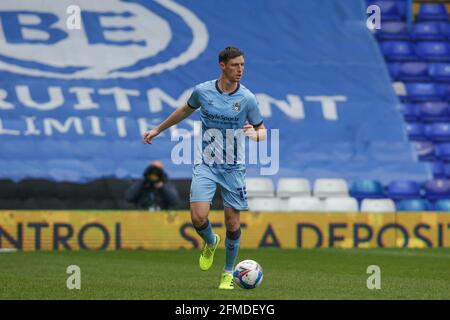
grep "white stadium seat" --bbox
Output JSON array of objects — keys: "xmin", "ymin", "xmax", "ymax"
[
  {"xmin": 248, "ymin": 197, "xmax": 284, "ymax": 211},
  {"xmin": 287, "ymin": 197, "xmax": 323, "ymax": 212},
  {"xmin": 277, "ymin": 178, "xmax": 311, "ymax": 198},
  {"xmin": 246, "ymin": 178, "xmax": 275, "ymax": 197},
  {"xmin": 360, "ymin": 199, "xmax": 396, "ymax": 212},
  {"xmin": 313, "ymin": 179, "xmax": 349, "ymax": 198},
  {"xmin": 323, "ymin": 197, "xmax": 358, "ymax": 212}
]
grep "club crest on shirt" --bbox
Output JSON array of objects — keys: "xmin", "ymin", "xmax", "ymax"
[{"xmin": 232, "ymin": 102, "xmax": 241, "ymax": 112}]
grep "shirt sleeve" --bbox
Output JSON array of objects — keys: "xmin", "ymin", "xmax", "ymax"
[
  {"xmin": 187, "ymin": 86, "xmax": 201, "ymax": 109},
  {"xmin": 247, "ymin": 94, "xmax": 264, "ymax": 127}
]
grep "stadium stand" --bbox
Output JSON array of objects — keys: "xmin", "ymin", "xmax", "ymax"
[{"xmin": 2, "ymin": 0, "xmax": 449, "ymax": 211}]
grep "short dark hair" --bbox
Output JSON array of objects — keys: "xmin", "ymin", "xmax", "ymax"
[{"xmin": 218, "ymin": 47, "xmax": 244, "ymax": 64}]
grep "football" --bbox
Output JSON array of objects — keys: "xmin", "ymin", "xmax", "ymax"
[{"xmin": 233, "ymin": 259, "xmax": 264, "ymax": 289}]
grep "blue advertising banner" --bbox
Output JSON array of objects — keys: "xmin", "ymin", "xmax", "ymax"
[{"xmin": 0, "ymin": 0, "xmax": 430, "ymax": 183}]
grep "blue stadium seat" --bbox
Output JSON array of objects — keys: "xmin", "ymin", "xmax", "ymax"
[
  {"xmin": 380, "ymin": 41, "xmax": 417, "ymax": 61},
  {"xmin": 405, "ymin": 123, "xmax": 426, "ymax": 140},
  {"xmin": 443, "ymin": 22, "xmax": 450, "ymax": 40},
  {"xmin": 435, "ymin": 143, "xmax": 450, "ymax": 161},
  {"xmin": 417, "ymin": 101, "xmax": 450, "ymax": 122},
  {"xmin": 396, "ymin": 62, "xmax": 430, "ymax": 81},
  {"xmin": 445, "ymin": 164, "xmax": 450, "ymax": 177},
  {"xmin": 350, "ymin": 180, "xmax": 385, "ymax": 200},
  {"xmin": 414, "ymin": 141, "xmax": 435, "ymax": 160},
  {"xmin": 399, "ymin": 103, "xmax": 419, "ymax": 121},
  {"xmin": 423, "ymin": 179, "xmax": 450, "ymax": 200},
  {"xmin": 412, "ymin": 22, "xmax": 447, "ymax": 40},
  {"xmin": 429, "ymin": 63, "xmax": 450, "ymax": 82},
  {"xmin": 416, "ymin": 3, "xmax": 449, "ymax": 22},
  {"xmin": 415, "ymin": 42, "xmax": 450, "ymax": 62},
  {"xmin": 370, "ymin": 1, "xmax": 406, "ymax": 21},
  {"xmin": 404, "ymin": 83, "xmax": 443, "ymax": 102},
  {"xmin": 431, "ymin": 161, "xmax": 445, "ymax": 178},
  {"xmin": 387, "ymin": 63, "xmax": 400, "ymax": 80},
  {"xmin": 387, "ymin": 180, "xmax": 422, "ymax": 200},
  {"xmin": 396, "ymin": 199, "xmax": 432, "ymax": 211},
  {"xmin": 425, "ymin": 123, "xmax": 450, "ymax": 141},
  {"xmin": 437, "ymin": 84, "xmax": 450, "ymax": 101},
  {"xmin": 434, "ymin": 199, "xmax": 450, "ymax": 211},
  {"xmin": 375, "ymin": 22, "xmax": 409, "ymax": 40}
]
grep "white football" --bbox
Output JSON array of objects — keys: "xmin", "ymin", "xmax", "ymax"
[{"xmin": 233, "ymin": 259, "xmax": 263, "ymax": 289}]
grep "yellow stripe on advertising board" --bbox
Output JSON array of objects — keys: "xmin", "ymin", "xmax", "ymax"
[{"xmin": 0, "ymin": 211, "xmax": 449, "ymax": 251}]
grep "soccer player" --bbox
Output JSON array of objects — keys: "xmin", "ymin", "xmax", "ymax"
[{"xmin": 143, "ymin": 47, "xmax": 266, "ymax": 290}]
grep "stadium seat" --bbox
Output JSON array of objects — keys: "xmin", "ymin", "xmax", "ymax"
[
  {"xmin": 246, "ymin": 178, "xmax": 275, "ymax": 197},
  {"xmin": 434, "ymin": 143, "xmax": 450, "ymax": 161},
  {"xmin": 431, "ymin": 161, "xmax": 445, "ymax": 178},
  {"xmin": 425, "ymin": 123, "xmax": 450, "ymax": 141},
  {"xmin": 248, "ymin": 197, "xmax": 283, "ymax": 211},
  {"xmin": 423, "ymin": 179, "xmax": 450, "ymax": 200},
  {"xmin": 387, "ymin": 180, "xmax": 422, "ymax": 200},
  {"xmin": 313, "ymin": 179, "xmax": 349, "ymax": 198},
  {"xmin": 405, "ymin": 123, "xmax": 426, "ymax": 140},
  {"xmin": 415, "ymin": 42, "xmax": 450, "ymax": 62},
  {"xmin": 370, "ymin": 1, "xmax": 406, "ymax": 21},
  {"xmin": 323, "ymin": 197, "xmax": 359, "ymax": 212},
  {"xmin": 434, "ymin": 199, "xmax": 450, "ymax": 211},
  {"xmin": 396, "ymin": 62, "xmax": 430, "ymax": 82},
  {"xmin": 417, "ymin": 101, "xmax": 450, "ymax": 122},
  {"xmin": 414, "ymin": 141, "xmax": 435, "ymax": 161},
  {"xmin": 276, "ymin": 178, "xmax": 311, "ymax": 197},
  {"xmin": 416, "ymin": 3, "xmax": 449, "ymax": 22},
  {"xmin": 412, "ymin": 22, "xmax": 447, "ymax": 40},
  {"xmin": 429, "ymin": 63, "xmax": 450, "ymax": 82},
  {"xmin": 350, "ymin": 180, "xmax": 385, "ymax": 200},
  {"xmin": 404, "ymin": 83, "xmax": 444, "ymax": 102},
  {"xmin": 396, "ymin": 199, "xmax": 432, "ymax": 211},
  {"xmin": 399, "ymin": 103, "xmax": 419, "ymax": 121},
  {"xmin": 287, "ymin": 197, "xmax": 323, "ymax": 212},
  {"xmin": 380, "ymin": 41, "xmax": 417, "ymax": 61},
  {"xmin": 375, "ymin": 21, "xmax": 409, "ymax": 40},
  {"xmin": 360, "ymin": 199, "xmax": 396, "ymax": 212}
]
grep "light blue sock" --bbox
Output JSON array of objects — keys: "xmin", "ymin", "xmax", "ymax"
[
  {"xmin": 195, "ymin": 220, "xmax": 216, "ymax": 245},
  {"xmin": 224, "ymin": 230, "xmax": 241, "ymax": 273}
]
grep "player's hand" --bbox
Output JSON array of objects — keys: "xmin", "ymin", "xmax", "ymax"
[
  {"xmin": 243, "ymin": 122, "xmax": 258, "ymax": 140},
  {"xmin": 143, "ymin": 128, "xmax": 160, "ymax": 144}
]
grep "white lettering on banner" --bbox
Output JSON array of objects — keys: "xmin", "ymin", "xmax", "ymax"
[
  {"xmin": 16, "ymin": 85, "xmax": 64, "ymax": 111},
  {"xmin": 69, "ymin": 87, "xmax": 99, "ymax": 110},
  {"xmin": 305, "ymin": 96, "xmax": 347, "ymax": 121},
  {"xmin": 0, "ymin": 85, "xmax": 348, "ymax": 120},
  {"xmin": 87, "ymin": 116, "xmax": 105, "ymax": 137},
  {"xmin": 0, "ymin": 89, "xmax": 14, "ymax": 110},
  {"xmin": 24, "ymin": 116, "xmax": 41, "ymax": 136},
  {"xmin": 147, "ymin": 88, "xmax": 193, "ymax": 113},
  {"xmin": 98, "ymin": 87, "xmax": 140, "ymax": 112},
  {"xmin": 43, "ymin": 117, "xmax": 83, "ymax": 136},
  {"xmin": 116, "ymin": 117, "xmax": 128, "ymax": 138},
  {"xmin": 256, "ymin": 94, "xmax": 305, "ymax": 119},
  {"xmin": 0, "ymin": 118, "xmax": 20, "ymax": 135}
]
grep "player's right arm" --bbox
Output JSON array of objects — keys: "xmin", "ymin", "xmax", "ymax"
[{"xmin": 142, "ymin": 104, "xmax": 196, "ymax": 144}]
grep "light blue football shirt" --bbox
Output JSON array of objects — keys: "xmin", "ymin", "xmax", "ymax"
[{"xmin": 187, "ymin": 79, "xmax": 263, "ymax": 167}]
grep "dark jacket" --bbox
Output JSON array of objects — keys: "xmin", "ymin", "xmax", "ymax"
[{"xmin": 125, "ymin": 179, "xmax": 180, "ymax": 210}]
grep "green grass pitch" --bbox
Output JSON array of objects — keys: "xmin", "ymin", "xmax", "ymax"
[{"xmin": 0, "ymin": 249, "xmax": 449, "ymax": 299}]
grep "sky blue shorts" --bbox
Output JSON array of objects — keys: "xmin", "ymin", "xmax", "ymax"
[{"xmin": 190, "ymin": 163, "xmax": 248, "ymax": 210}]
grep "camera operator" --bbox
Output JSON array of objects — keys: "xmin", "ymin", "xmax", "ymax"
[{"xmin": 125, "ymin": 161, "xmax": 180, "ymax": 210}]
